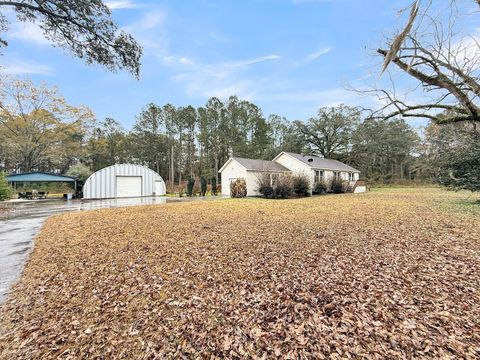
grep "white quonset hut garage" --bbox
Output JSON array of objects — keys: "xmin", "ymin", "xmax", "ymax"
[{"xmin": 83, "ymin": 164, "xmax": 166, "ymax": 199}]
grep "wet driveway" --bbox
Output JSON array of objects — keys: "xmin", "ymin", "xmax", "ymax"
[{"xmin": 0, "ymin": 197, "xmax": 182, "ymax": 302}]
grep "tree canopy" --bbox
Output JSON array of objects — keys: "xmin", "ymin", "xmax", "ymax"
[
  {"xmin": 0, "ymin": 76, "xmax": 93, "ymax": 172},
  {"xmin": 0, "ymin": 0, "xmax": 142, "ymax": 77}
]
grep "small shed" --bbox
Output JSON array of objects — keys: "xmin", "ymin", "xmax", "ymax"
[
  {"xmin": 83, "ymin": 164, "xmax": 166, "ymax": 199},
  {"xmin": 7, "ymin": 172, "xmax": 77, "ymax": 190}
]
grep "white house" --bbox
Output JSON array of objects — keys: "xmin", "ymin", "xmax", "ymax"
[
  {"xmin": 218, "ymin": 157, "xmax": 291, "ymax": 196},
  {"xmin": 273, "ymin": 151, "xmax": 360, "ymax": 188},
  {"xmin": 219, "ymin": 152, "xmax": 364, "ymax": 197}
]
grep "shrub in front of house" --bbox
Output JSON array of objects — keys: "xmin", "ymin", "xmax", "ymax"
[
  {"xmin": 230, "ymin": 178, "xmax": 247, "ymax": 198},
  {"xmin": 313, "ymin": 180, "xmax": 328, "ymax": 195},
  {"xmin": 331, "ymin": 178, "xmax": 347, "ymax": 194},
  {"xmin": 259, "ymin": 184, "xmax": 274, "ymax": 198},
  {"xmin": 200, "ymin": 176, "xmax": 207, "ymax": 196},
  {"xmin": 274, "ymin": 184, "xmax": 293, "ymax": 199},
  {"xmin": 257, "ymin": 173, "xmax": 274, "ymax": 198},
  {"xmin": 187, "ymin": 177, "xmax": 195, "ymax": 196},
  {"xmin": 211, "ymin": 177, "xmax": 218, "ymax": 195},
  {"xmin": 292, "ymin": 173, "xmax": 311, "ymax": 197},
  {"xmin": 274, "ymin": 176, "xmax": 293, "ymax": 199}
]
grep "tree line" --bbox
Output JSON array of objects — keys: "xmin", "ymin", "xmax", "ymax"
[
  {"xmin": 0, "ymin": 1, "xmax": 478, "ymax": 192},
  {"xmin": 1, "ymin": 75, "xmax": 477, "ymax": 190}
]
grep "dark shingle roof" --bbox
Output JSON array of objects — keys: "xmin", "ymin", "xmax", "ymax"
[
  {"xmin": 282, "ymin": 152, "xmax": 360, "ymax": 172},
  {"xmin": 232, "ymin": 157, "xmax": 290, "ymax": 172}
]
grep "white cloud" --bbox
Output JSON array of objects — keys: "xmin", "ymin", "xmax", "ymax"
[
  {"xmin": 213, "ymin": 54, "xmax": 281, "ymax": 70},
  {"xmin": 0, "ymin": 59, "xmax": 53, "ymax": 75},
  {"xmin": 105, "ymin": 0, "xmax": 140, "ymax": 10},
  {"xmin": 452, "ymin": 28, "xmax": 480, "ymax": 68},
  {"xmin": 243, "ymin": 54, "xmax": 281, "ymax": 66},
  {"xmin": 305, "ymin": 47, "xmax": 331, "ymax": 63},
  {"xmin": 179, "ymin": 57, "xmax": 194, "ymax": 65},
  {"xmin": 123, "ymin": 10, "xmax": 167, "ymax": 33},
  {"xmin": 162, "ymin": 56, "xmax": 195, "ymax": 66},
  {"xmin": 122, "ymin": 10, "xmax": 168, "ymax": 52},
  {"xmin": 165, "ymin": 54, "xmax": 280, "ymax": 100},
  {"xmin": 163, "ymin": 53, "xmax": 280, "ymax": 75},
  {"xmin": 8, "ymin": 21, "xmax": 49, "ymax": 46},
  {"xmin": 355, "ymin": 73, "xmax": 372, "ymax": 81},
  {"xmin": 210, "ymin": 32, "xmax": 230, "ymax": 43}
]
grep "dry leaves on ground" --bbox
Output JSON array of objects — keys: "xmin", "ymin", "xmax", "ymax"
[{"xmin": 0, "ymin": 188, "xmax": 479, "ymax": 359}]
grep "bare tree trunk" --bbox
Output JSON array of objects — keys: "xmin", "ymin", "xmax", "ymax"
[{"xmin": 170, "ymin": 144, "xmax": 174, "ymax": 185}]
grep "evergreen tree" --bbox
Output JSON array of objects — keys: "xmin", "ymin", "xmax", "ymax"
[{"xmin": 0, "ymin": 172, "xmax": 11, "ymax": 201}]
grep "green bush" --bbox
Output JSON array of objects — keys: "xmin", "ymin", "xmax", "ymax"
[
  {"xmin": 257, "ymin": 174, "xmax": 274, "ymax": 198},
  {"xmin": 259, "ymin": 184, "xmax": 274, "ymax": 198},
  {"xmin": 292, "ymin": 173, "xmax": 311, "ymax": 197},
  {"xmin": 0, "ymin": 172, "xmax": 12, "ymax": 201},
  {"xmin": 313, "ymin": 181, "xmax": 328, "ymax": 195},
  {"xmin": 257, "ymin": 174, "xmax": 293, "ymax": 199},
  {"xmin": 230, "ymin": 178, "xmax": 247, "ymax": 198},
  {"xmin": 331, "ymin": 178, "xmax": 347, "ymax": 194},
  {"xmin": 200, "ymin": 176, "xmax": 207, "ymax": 196},
  {"xmin": 66, "ymin": 163, "xmax": 92, "ymax": 182},
  {"xmin": 274, "ymin": 181, "xmax": 293, "ymax": 199},
  {"xmin": 275, "ymin": 175, "xmax": 293, "ymax": 199},
  {"xmin": 187, "ymin": 177, "xmax": 195, "ymax": 197},
  {"xmin": 211, "ymin": 176, "xmax": 218, "ymax": 195}
]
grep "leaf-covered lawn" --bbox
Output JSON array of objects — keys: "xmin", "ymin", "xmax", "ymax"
[{"xmin": 1, "ymin": 188, "xmax": 479, "ymax": 359}]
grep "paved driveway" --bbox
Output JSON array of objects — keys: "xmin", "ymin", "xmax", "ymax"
[{"xmin": 0, "ymin": 197, "xmax": 183, "ymax": 302}]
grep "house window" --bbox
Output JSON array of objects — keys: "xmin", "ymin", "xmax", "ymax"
[
  {"xmin": 333, "ymin": 171, "xmax": 340, "ymax": 180},
  {"xmin": 349, "ymin": 173, "xmax": 355, "ymax": 181},
  {"xmin": 271, "ymin": 173, "xmax": 279, "ymax": 187},
  {"xmin": 314, "ymin": 170, "xmax": 324, "ymax": 184}
]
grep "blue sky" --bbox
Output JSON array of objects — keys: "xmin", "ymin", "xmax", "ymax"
[{"xmin": 1, "ymin": 0, "xmax": 473, "ymax": 129}]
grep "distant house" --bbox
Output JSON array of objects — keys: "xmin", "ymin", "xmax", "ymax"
[{"xmin": 219, "ymin": 152, "xmax": 364, "ymax": 196}]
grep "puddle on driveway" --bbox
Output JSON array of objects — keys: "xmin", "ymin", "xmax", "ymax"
[{"xmin": 0, "ymin": 197, "xmax": 187, "ymax": 302}]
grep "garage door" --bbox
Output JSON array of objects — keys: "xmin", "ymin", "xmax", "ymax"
[{"xmin": 116, "ymin": 176, "xmax": 142, "ymax": 198}]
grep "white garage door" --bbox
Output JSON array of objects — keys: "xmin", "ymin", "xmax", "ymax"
[{"xmin": 116, "ymin": 176, "xmax": 142, "ymax": 198}]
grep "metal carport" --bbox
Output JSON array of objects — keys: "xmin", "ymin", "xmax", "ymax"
[{"xmin": 7, "ymin": 172, "xmax": 77, "ymax": 191}]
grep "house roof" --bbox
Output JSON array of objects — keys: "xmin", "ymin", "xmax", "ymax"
[
  {"xmin": 7, "ymin": 172, "xmax": 77, "ymax": 183},
  {"xmin": 278, "ymin": 152, "xmax": 360, "ymax": 172},
  {"xmin": 220, "ymin": 157, "xmax": 290, "ymax": 172}
]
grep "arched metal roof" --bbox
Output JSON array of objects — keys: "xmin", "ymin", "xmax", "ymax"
[{"xmin": 83, "ymin": 164, "xmax": 166, "ymax": 199}]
